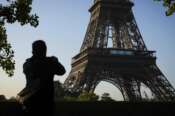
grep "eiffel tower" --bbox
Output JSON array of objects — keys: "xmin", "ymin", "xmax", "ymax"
[{"xmin": 64, "ymin": 0, "xmax": 175, "ymax": 101}]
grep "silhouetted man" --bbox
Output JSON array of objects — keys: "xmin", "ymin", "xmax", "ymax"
[{"xmin": 18, "ymin": 40, "xmax": 65, "ymax": 116}]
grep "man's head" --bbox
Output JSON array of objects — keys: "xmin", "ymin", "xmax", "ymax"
[{"xmin": 32, "ymin": 40, "xmax": 47, "ymax": 58}]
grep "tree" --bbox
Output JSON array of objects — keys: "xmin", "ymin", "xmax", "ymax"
[
  {"xmin": 54, "ymin": 81, "xmax": 66, "ymax": 101},
  {"xmin": 62, "ymin": 91, "xmax": 99, "ymax": 101},
  {"xmin": 0, "ymin": 0, "xmax": 39, "ymax": 77},
  {"xmin": 77, "ymin": 91, "xmax": 99, "ymax": 101},
  {"xmin": 0, "ymin": 95, "xmax": 7, "ymax": 101},
  {"xmin": 154, "ymin": 0, "xmax": 175, "ymax": 16},
  {"xmin": 101, "ymin": 93, "xmax": 116, "ymax": 102}
]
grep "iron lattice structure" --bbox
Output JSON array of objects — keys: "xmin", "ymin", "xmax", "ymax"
[{"xmin": 64, "ymin": 0, "xmax": 175, "ymax": 101}]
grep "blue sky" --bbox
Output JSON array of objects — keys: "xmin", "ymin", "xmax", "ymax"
[{"xmin": 0, "ymin": 0, "xmax": 175, "ymax": 100}]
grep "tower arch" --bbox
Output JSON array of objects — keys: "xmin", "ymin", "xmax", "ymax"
[
  {"xmin": 94, "ymin": 80, "xmax": 124, "ymax": 101},
  {"xmin": 64, "ymin": 0, "xmax": 175, "ymax": 101}
]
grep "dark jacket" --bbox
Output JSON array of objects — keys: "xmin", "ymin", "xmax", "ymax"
[{"xmin": 18, "ymin": 56, "xmax": 65, "ymax": 113}]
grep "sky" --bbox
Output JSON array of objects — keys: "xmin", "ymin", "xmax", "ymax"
[{"xmin": 0, "ymin": 0, "xmax": 175, "ymax": 100}]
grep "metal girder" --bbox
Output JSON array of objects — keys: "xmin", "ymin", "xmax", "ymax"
[{"xmin": 64, "ymin": 0, "xmax": 175, "ymax": 101}]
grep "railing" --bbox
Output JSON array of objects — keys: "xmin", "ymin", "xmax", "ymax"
[
  {"xmin": 74, "ymin": 48, "xmax": 155, "ymax": 59},
  {"xmin": 71, "ymin": 48, "xmax": 156, "ymax": 64}
]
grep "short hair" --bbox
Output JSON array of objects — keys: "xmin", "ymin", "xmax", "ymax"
[{"xmin": 32, "ymin": 40, "xmax": 47, "ymax": 57}]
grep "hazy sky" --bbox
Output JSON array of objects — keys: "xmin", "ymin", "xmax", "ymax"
[{"xmin": 0, "ymin": 0, "xmax": 175, "ymax": 100}]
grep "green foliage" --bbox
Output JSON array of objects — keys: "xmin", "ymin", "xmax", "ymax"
[
  {"xmin": 62, "ymin": 91, "xmax": 99, "ymax": 102},
  {"xmin": 62, "ymin": 92, "xmax": 117, "ymax": 102},
  {"xmin": 0, "ymin": 95, "xmax": 7, "ymax": 101},
  {"xmin": 63, "ymin": 96, "xmax": 78, "ymax": 101},
  {"xmin": 77, "ymin": 91, "xmax": 99, "ymax": 101},
  {"xmin": 8, "ymin": 96, "xmax": 18, "ymax": 102},
  {"xmin": 0, "ymin": 0, "xmax": 39, "ymax": 76},
  {"xmin": 54, "ymin": 81, "xmax": 67, "ymax": 101},
  {"xmin": 101, "ymin": 93, "xmax": 116, "ymax": 102},
  {"xmin": 154, "ymin": 0, "xmax": 175, "ymax": 16},
  {"xmin": 0, "ymin": 25, "xmax": 14, "ymax": 76}
]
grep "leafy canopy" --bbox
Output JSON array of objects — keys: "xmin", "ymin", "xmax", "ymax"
[
  {"xmin": 0, "ymin": 0, "xmax": 39, "ymax": 77},
  {"xmin": 63, "ymin": 91, "xmax": 99, "ymax": 101},
  {"xmin": 154, "ymin": 0, "xmax": 175, "ymax": 16},
  {"xmin": 101, "ymin": 93, "xmax": 116, "ymax": 102}
]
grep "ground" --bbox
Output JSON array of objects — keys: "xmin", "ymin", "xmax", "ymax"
[{"xmin": 1, "ymin": 101, "xmax": 175, "ymax": 116}]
